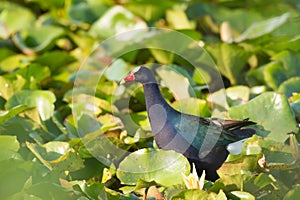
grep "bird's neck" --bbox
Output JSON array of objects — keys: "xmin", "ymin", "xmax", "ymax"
[{"xmin": 142, "ymin": 83, "xmax": 173, "ymax": 112}]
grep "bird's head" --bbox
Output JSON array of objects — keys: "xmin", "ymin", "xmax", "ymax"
[{"xmin": 123, "ymin": 66, "xmax": 157, "ymax": 84}]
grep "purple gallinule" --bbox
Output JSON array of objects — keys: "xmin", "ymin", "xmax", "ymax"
[{"xmin": 123, "ymin": 66, "xmax": 255, "ymax": 181}]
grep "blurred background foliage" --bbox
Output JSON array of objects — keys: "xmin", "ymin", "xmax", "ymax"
[{"xmin": 0, "ymin": 0, "xmax": 300, "ymax": 199}]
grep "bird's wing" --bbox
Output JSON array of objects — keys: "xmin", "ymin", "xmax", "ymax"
[
  {"xmin": 172, "ymin": 114, "xmax": 256, "ymax": 150},
  {"xmin": 210, "ymin": 117, "xmax": 256, "ymax": 142},
  {"xmin": 212, "ymin": 118, "xmax": 256, "ymax": 131}
]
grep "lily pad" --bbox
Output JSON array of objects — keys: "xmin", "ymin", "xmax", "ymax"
[
  {"xmin": 172, "ymin": 98, "xmax": 210, "ymax": 117},
  {"xmin": 26, "ymin": 141, "xmax": 84, "ymax": 171},
  {"xmin": 263, "ymin": 61, "xmax": 288, "ymax": 90},
  {"xmin": 0, "ymin": 2, "xmax": 35, "ymax": 39},
  {"xmin": 5, "ymin": 90, "xmax": 56, "ymax": 121},
  {"xmin": 117, "ymin": 148, "xmax": 190, "ymax": 186},
  {"xmin": 264, "ymin": 51, "xmax": 300, "ymax": 90},
  {"xmin": 166, "ymin": 9, "xmax": 193, "ymax": 30},
  {"xmin": 278, "ymin": 77, "xmax": 300, "ymax": 98},
  {"xmin": 89, "ymin": 5, "xmax": 147, "ymax": 39},
  {"xmin": 156, "ymin": 65, "xmax": 194, "ymax": 100},
  {"xmin": 13, "ymin": 26, "xmax": 65, "ymax": 53},
  {"xmin": 226, "ymin": 86, "xmax": 250, "ymax": 107},
  {"xmin": 172, "ymin": 189, "xmax": 217, "ymax": 200},
  {"xmin": 0, "ymin": 135, "xmax": 20, "ymax": 161},
  {"xmin": 207, "ymin": 43, "xmax": 251, "ymax": 85},
  {"xmin": 229, "ymin": 92, "xmax": 297, "ymax": 142},
  {"xmin": 283, "ymin": 186, "xmax": 300, "ymax": 200},
  {"xmin": 235, "ymin": 13, "xmax": 290, "ymax": 42},
  {"xmin": 67, "ymin": 0, "xmax": 110, "ymax": 24}
]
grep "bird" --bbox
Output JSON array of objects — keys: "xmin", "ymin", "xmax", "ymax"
[{"xmin": 123, "ymin": 66, "xmax": 256, "ymax": 181}]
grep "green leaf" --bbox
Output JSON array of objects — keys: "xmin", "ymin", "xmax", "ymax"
[
  {"xmin": 72, "ymin": 182, "xmax": 107, "ymax": 200},
  {"xmin": 0, "ymin": 116, "xmax": 39, "ymax": 142},
  {"xmin": 245, "ymin": 135, "xmax": 294, "ymax": 164},
  {"xmin": 216, "ymin": 189, "xmax": 227, "ymax": 200},
  {"xmin": 278, "ymin": 77, "xmax": 300, "ymax": 98},
  {"xmin": 0, "ymin": 105, "xmax": 28, "ymax": 123},
  {"xmin": 89, "ymin": 5, "xmax": 147, "ymax": 39},
  {"xmin": 284, "ymin": 186, "xmax": 300, "ymax": 200},
  {"xmin": 13, "ymin": 26, "xmax": 65, "ymax": 53},
  {"xmin": 265, "ymin": 35, "xmax": 300, "ymax": 52},
  {"xmin": 26, "ymin": 141, "xmax": 84, "ymax": 172},
  {"xmin": 33, "ymin": 51, "xmax": 76, "ymax": 74},
  {"xmin": 150, "ymin": 49, "xmax": 174, "ymax": 64},
  {"xmin": 166, "ymin": 9, "xmax": 193, "ymax": 29},
  {"xmin": 230, "ymin": 191, "xmax": 255, "ymax": 200},
  {"xmin": 0, "ymin": 135, "xmax": 20, "ymax": 161},
  {"xmin": 6, "ymin": 90, "xmax": 56, "ymax": 121},
  {"xmin": 0, "ymin": 54, "xmax": 29, "ymax": 72},
  {"xmin": 263, "ymin": 61, "xmax": 288, "ymax": 90},
  {"xmin": 229, "ymin": 92, "xmax": 297, "ymax": 142},
  {"xmin": 290, "ymin": 93, "xmax": 300, "ymax": 119},
  {"xmin": 105, "ymin": 59, "xmax": 129, "ymax": 81},
  {"xmin": 68, "ymin": 0, "xmax": 111, "ymax": 24},
  {"xmin": 130, "ymin": 111, "xmax": 151, "ymax": 131},
  {"xmin": 117, "ymin": 148, "xmax": 190, "ymax": 186},
  {"xmin": 172, "ymin": 98, "xmax": 210, "ymax": 117},
  {"xmin": 26, "ymin": 182, "xmax": 81, "ymax": 200},
  {"xmin": 218, "ymin": 154, "xmax": 261, "ymax": 176},
  {"xmin": 156, "ymin": 65, "xmax": 194, "ymax": 100},
  {"xmin": 28, "ymin": 0, "xmax": 64, "ymax": 9},
  {"xmin": 0, "ymin": 2, "xmax": 35, "ymax": 39},
  {"xmin": 226, "ymin": 86, "xmax": 250, "ymax": 107},
  {"xmin": 126, "ymin": 0, "xmax": 175, "ymax": 22},
  {"xmin": 0, "ymin": 75, "xmax": 26, "ymax": 100},
  {"xmin": 120, "ymin": 179, "xmax": 157, "ymax": 194},
  {"xmin": 211, "ymin": 173, "xmax": 282, "ymax": 199},
  {"xmin": 208, "ymin": 43, "xmax": 251, "ymax": 85},
  {"xmin": 15, "ymin": 64, "xmax": 51, "ymax": 89},
  {"xmin": 187, "ymin": 3, "xmax": 263, "ymax": 33},
  {"xmin": 235, "ymin": 13, "xmax": 290, "ymax": 42},
  {"xmin": 172, "ymin": 189, "xmax": 217, "ymax": 200},
  {"xmin": 0, "ymin": 48, "xmax": 15, "ymax": 61},
  {"xmin": 81, "ymin": 132, "xmax": 129, "ymax": 165}
]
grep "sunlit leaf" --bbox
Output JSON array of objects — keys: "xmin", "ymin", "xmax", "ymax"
[
  {"xmin": 0, "ymin": 2, "xmax": 35, "ymax": 38},
  {"xmin": 0, "ymin": 54, "xmax": 29, "ymax": 72},
  {"xmin": 172, "ymin": 98, "xmax": 210, "ymax": 117},
  {"xmin": 6, "ymin": 90, "xmax": 56, "ymax": 121},
  {"xmin": 0, "ymin": 105, "xmax": 28, "ymax": 123},
  {"xmin": 172, "ymin": 189, "xmax": 217, "ymax": 200},
  {"xmin": 105, "ymin": 59, "xmax": 129, "ymax": 81},
  {"xmin": 0, "ymin": 75, "xmax": 26, "ymax": 100},
  {"xmin": 166, "ymin": 9, "xmax": 193, "ymax": 29},
  {"xmin": 226, "ymin": 86, "xmax": 250, "ymax": 106},
  {"xmin": 156, "ymin": 65, "xmax": 194, "ymax": 100},
  {"xmin": 230, "ymin": 191, "xmax": 255, "ymax": 200},
  {"xmin": 235, "ymin": 13, "xmax": 290, "ymax": 42},
  {"xmin": 89, "ymin": 5, "xmax": 147, "ymax": 39},
  {"xmin": 229, "ymin": 92, "xmax": 297, "ymax": 142},
  {"xmin": 117, "ymin": 148, "xmax": 190, "ymax": 186}
]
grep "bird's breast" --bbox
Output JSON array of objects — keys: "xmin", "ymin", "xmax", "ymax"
[{"xmin": 148, "ymin": 104, "xmax": 168, "ymax": 135}]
